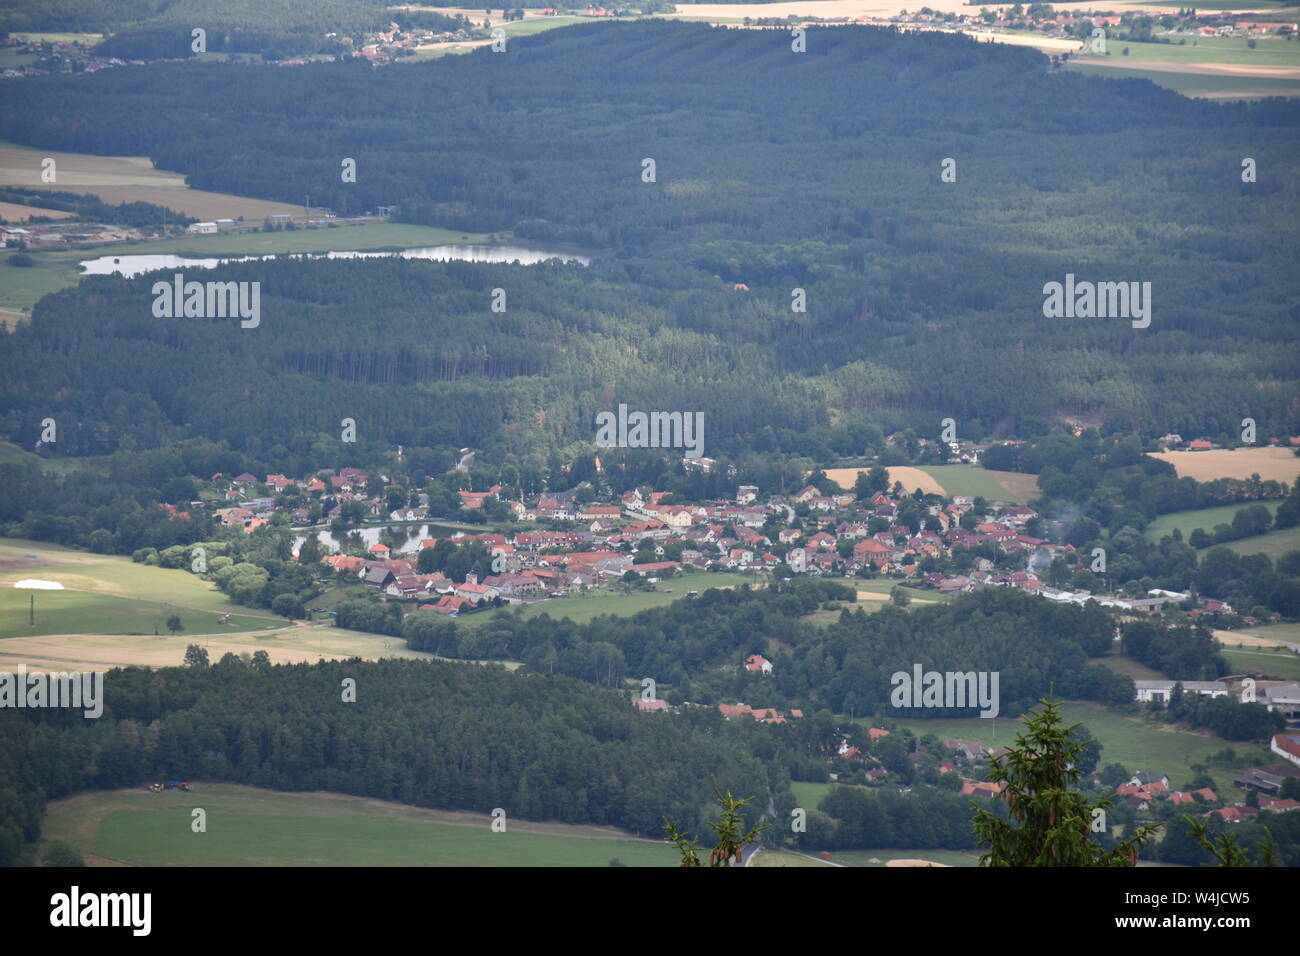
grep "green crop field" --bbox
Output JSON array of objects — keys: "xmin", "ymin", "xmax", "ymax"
[
  {"xmin": 1226, "ymin": 524, "xmax": 1300, "ymax": 561},
  {"xmin": 0, "ymin": 586, "xmax": 272, "ymax": 639},
  {"xmin": 42, "ymin": 783, "xmax": 679, "ymax": 867},
  {"xmin": 467, "ymin": 572, "xmax": 757, "ymax": 626},
  {"xmin": 1080, "ymin": 36, "xmax": 1300, "ymax": 67},
  {"xmin": 1142, "ymin": 501, "xmax": 1283, "ymax": 542},
  {"xmin": 0, "ymin": 538, "xmax": 277, "ymax": 616},
  {"xmin": 883, "ymin": 700, "xmax": 1271, "ymax": 797},
  {"xmin": 916, "ymin": 464, "xmax": 1037, "ymax": 503},
  {"xmin": 1220, "ymin": 647, "xmax": 1300, "ymax": 681}
]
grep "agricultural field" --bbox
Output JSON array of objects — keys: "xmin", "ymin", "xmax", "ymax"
[
  {"xmin": 883, "ymin": 700, "xmax": 1271, "ymax": 797},
  {"xmin": 1215, "ymin": 621, "xmax": 1300, "ymax": 648},
  {"xmin": 467, "ymin": 572, "xmax": 757, "ymax": 626},
  {"xmin": 822, "ymin": 463, "xmax": 1037, "ymax": 502},
  {"xmin": 0, "ymin": 252, "xmax": 79, "ymax": 314},
  {"xmin": 916, "ymin": 465, "xmax": 1038, "ymax": 503},
  {"xmin": 1219, "ymin": 647, "xmax": 1300, "ymax": 681},
  {"xmin": 1225, "ymin": 524, "xmax": 1300, "ymax": 561},
  {"xmin": 800, "ymin": 579, "xmax": 945, "ymax": 624},
  {"xmin": 1146, "ymin": 447, "xmax": 1300, "ymax": 483},
  {"xmin": 0, "ymin": 623, "xmax": 459, "ymax": 674},
  {"xmin": 1067, "ymin": 61, "xmax": 1300, "ymax": 99},
  {"xmin": 832, "ymin": 848, "xmax": 979, "ymax": 867},
  {"xmin": 0, "ymin": 200, "xmax": 73, "ymax": 220},
  {"xmin": 0, "ymin": 141, "xmax": 302, "ymax": 220},
  {"xmin": 0, "ymin": 586, "xmax": 274, "ymax": 641},
  {"xmin": 749, "ymin": 848, "xmax": 835, "ymax": 866},
  {"xmin": 42, "ymin": 783, "xmax": 679, "ymax": 867},
  {"xmin": 1142, "ymin": 501, "xmax": 1282, "ymax": 542},
  {"xmin": 1074, "ymin": 35, "xmax": 1300, "ymax": 68}
]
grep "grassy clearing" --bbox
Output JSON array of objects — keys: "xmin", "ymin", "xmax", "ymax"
[
  {"xmin": 0, "ymin": 442, "xmax": 109, "ymax": 474},
  {"xmin": 1098, "ymin": 655, "xmax": 1167, "ymax": 681},
  {"xmin": 790, "ymin": 780, "xmax": 833, "ymax": 809},
  {"xmin": 1080, "ymin": 35, "xmax": 1300, "ymax": 67},
  {"xmin": 0, "ymin": 538, "xmax": 270, "ymax": 614},
  {"xmin": 1143, "ymin": 501, "xmax": 1282, "ymax": 542},
  {"xmin": 1219, "ymin": 647, "xmax": 1300, "ymax": 681},
  {"xmin": 1225, "ymin": 524, "xmax": 1300, "ymax": 561},
  {"xmin": 917, "ymin": 465, "xmax": 1037, "ymax": 503},
  {"xmin": 43, "ymin": 782, "xmax": 678, "ymax": 866},
  {"xmin": 832, "ymin": 848, "xmax": 980, "ymax": 867},
  {"xmin": 0, "ymin": 254, "xmax": 81, "ymax": 313},
  {"xmin": 0, "ymin": 586, "xmax": 273, "ymax": 640},
  {"xmin": 883, "ymin": 700, "xmax": 1269, "ymax": 796},
  {"xmin": 466, "ymin": 573, "xmax": 757, "ymax": 626}
]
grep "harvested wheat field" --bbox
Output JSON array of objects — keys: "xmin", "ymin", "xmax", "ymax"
[
  {"xmin": 885, "ymin": 858, "xmax": 951, "ymax": 867},
  {"xmin": 1147, "ymin": 447, "xmax": 1300, "ymax": 483},
  {"xmin": 0, "ymin": 200, "xmax": 74, "ymax": 220},
  {"xmin": 0, "ymin": 626, "xmax": 431, "ymax": 674},
  {"xmin": 0, "ymin": 141, "xmax": 302, "ymax": 221},
  {"xmin": 822, "ymin": 467, "xmax": 947, "ymax": 495}
]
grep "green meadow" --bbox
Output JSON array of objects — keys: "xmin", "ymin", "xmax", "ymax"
[
  {"xmin": 882, "ymin": 700, "xmax": 1270, "ymax": 797},
  {"xmin": 466, "ymin": 572, "xmax": 756, "ymax": 626},
  {"xmin": 0, "ymin": 538, "xmax": 282, "ymax": 639},
  {"xmin": 1220, "ymin": 647, "xmax": 1300, "ymax": 681},
  {"xmin": 1225, "ymin": 524, "xmax": 1300, "ymax": 561},
  {"xmin": 1081, "ymin": 35, "xmax": 1300, "ymax": 67},
  {"xmin": 1142, "ymin": 501, "xmax": 1282, "ymax": 542},
  {"xmin": 43, "ymin": 783, "xmax": 679, "ymax": 867},
  {"xmin": 917, "ymin": 464, "xmax": 1029, "ymax": 502}
]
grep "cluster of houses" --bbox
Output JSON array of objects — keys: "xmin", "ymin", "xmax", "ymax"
[
  {"xmin": 186, "ymin": 460, "xmax": 1290, "ymax": 629},
  {"xmin": 1156, "ymin": 433, "xmax": 1300, "ymax": 452},
  {"xmin": 869, "ymin": 8, "xmax": 1297, "ymax": 41},
  {"xmin": 1133, "ymin": 678, "xmax": 1300, "ymax": 721},
  {"xmin": 1115, "ymin": 750, "xmax": 1300, "ymax": 822}
]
